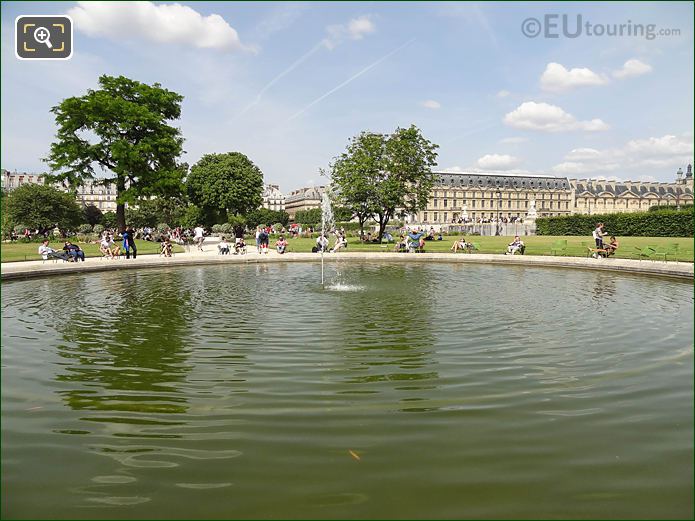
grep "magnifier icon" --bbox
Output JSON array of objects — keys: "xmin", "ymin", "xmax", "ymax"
[{"xmin": 33, "ymin": 26, "xmax": 53, "ymax": 49}]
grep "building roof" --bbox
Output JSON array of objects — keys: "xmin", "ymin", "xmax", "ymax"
[{"xmin": 434, "ymin": 171, "xmax": 571, "ymax": 190}]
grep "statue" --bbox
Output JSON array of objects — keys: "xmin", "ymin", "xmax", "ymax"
[{"xmin": 527, "ymin": 199, "xmax": 537, "ymax": 220}]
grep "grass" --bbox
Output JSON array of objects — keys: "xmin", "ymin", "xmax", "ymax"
[
  {"xmin": 1, "ymin": 235, "xmax": 692, "ymax": 263},
  {"xmin": 0, "ymin": 240, "xmax": 184, "ymax": 263},
  {"xmin": 276, "ymin": 235, "xmax": 694, "ymax": 262}
]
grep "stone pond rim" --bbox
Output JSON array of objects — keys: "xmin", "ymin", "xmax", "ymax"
[{"xmin": 1, "ymin": 252, "xmax": 692, "ymax": 282}]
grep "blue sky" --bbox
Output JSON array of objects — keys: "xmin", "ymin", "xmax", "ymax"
[{"xmin": 2, "ymin": 1, "xmax": 693, "ymax": 191}]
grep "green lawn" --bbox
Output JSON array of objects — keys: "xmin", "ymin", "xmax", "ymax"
[
  {"xmin": 0, "ymin": 240, "xmax": 184, "ymax": 263},
  {"xmin": 2, "ymin": 235, "xmax": 692, "ymax": 263},
  {"xmin": 278, "ymin": 235, "xmax": 694, "ymax": 262}
]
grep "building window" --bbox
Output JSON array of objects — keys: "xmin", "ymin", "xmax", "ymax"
[
  {"xmin": 444, "ymin": 212, "xmax": 448, "ymax": 222},
  {"xmin": 433, "ymin": 212, "xmax": 438, "ymax": 222},
  {"xmin": 443, "ymin": 199, "xmax": 447, "ymax": 207},
  {"xmin": 433, "ymin": 199, "xmax": 438, "ymax": 208},
  {"xmin": 423, "ymin": 212, "xmax": 428, "ymax": 222}
]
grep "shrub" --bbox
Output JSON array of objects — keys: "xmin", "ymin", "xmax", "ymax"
[
  {"xmin": 211, "ymin": 224, "xmax": 222, "ymax": 234},
  {"xmin": 156, "ymin": 223, "xmax": 169, "ymax": 233},
  {"xmin": 78, "ymin": 224, "xmax": 93, "ymax": 233},
  {"xmin": 536, "ymin": 209, "xmax": 694, "ymax": 237},
  {"xmin": 93, "ymin": 224, "xmax": 105, "ymax": 235},
  {"xmin": 13, "ymin": 224, "xmax": 28, "ymax": 234},
  {"xmin": 220, "ymin": 223, "xmax": 232, "ymax": 234},
  {"xmin": 273, "ymin": 222, "xmax": 283, "ymax": 233}
]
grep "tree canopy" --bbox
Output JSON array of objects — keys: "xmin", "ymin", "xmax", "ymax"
[
  {"xmin": 45, "ymin": 75, "xmax": 185, "ymax": 231},
  {"xmin": 246, "ymin": 208, "xmax": 290, "ymax": 228},
  {"xmin": 4, "ymin": 184, "xmax": 83, "ymax": 233},
  {"xmin": 186, "ymin": 152, "xmax": 264, "ymax": 226},
  {"xmin": 294, "ymin": 208, "xmax": 322, "ymax": 227},
  {"xmin": 330, "ymin": 125, "xmax": 438, "ymax": 238}
]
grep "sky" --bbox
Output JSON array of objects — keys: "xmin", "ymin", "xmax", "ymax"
[{"xmin": 2, "ymin": 1, "xmax": 694, "ymax": 192}]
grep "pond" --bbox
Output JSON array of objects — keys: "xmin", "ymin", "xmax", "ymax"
[{"xmin": 1, "ymin": 262, "xmax": 692, "ymax": 519}]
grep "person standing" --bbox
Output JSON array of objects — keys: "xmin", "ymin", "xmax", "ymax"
[
  {"xmin": 592, "ymin": 222, "xmax": 605, "ymax": 249},
  {"xmin": 194, "ymin": 225, "xmax": 205, "ymax": 251},
  {"xmin": 125, "ymin": 226, "xmax": 138, "ymax": 259}
]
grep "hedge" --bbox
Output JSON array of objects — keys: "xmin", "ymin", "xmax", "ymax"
[{"xmin": 536, "ymin": 209, "xmax": 694, "ymax": 237}]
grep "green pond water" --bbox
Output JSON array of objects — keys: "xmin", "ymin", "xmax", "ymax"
[{"xmin": 1, "ymin": 262, "xmax": 693, "ymax": 519}]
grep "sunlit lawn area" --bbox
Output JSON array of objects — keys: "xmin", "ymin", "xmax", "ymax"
[
  {"xmin": 278, "ymin": 235, "xmax": 694, "ymax": 262},
  {"xmin": 1, "ymin": 235, "xmax": 691, "ymax": 263},
  {"xmin": 0, "ymin": 240, "xmax": 184, "ymax": 263}
]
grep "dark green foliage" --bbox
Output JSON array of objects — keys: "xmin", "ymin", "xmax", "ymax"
[
  {"xmin": 83, "ymin": 204, "xmax": 103, "ymax": 226},
  {"xmin": 101, "ymin": 211, "xmax": 118, "ymax": 229},
  {"xmin": 5, "ymin": 184, "xmax": 83, "ymax": 232},
  {"xmin": 536, "ymin": 210, "xmax": 694, "ymax": 237},
  {"xmin": 127, "ymin": 196, "xmax": 188, "ymax": 228},
  {"xmin": 648, "ymin": 204, "xmax": 694, "ymax": 212},
  {"xmin": 245, "ymin": 208, "xmax": 289, "ymax": 228},
  {"xmin": 187, "ymin": 152, "xmax": 264, "ymax": 226},
  {"xmin": 333, "ymin": 206, "xmax": 353, "ymax": 222},
  {"xmin": 45, "ymin": 75, "xmax": 186, "ymax": 231},
  {"xmin": 294, "ymin": 208, "xmax": 322, "ymax": 226}
]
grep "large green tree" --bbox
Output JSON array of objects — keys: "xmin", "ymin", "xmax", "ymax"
[
  {"xmin": 246, "ymin": 208, "xmax": 290, "ymax": 228},
  {"xmin": 45, "ymin": 75, "xmax": 185, "ymax": 231},
  {"xmin": 186, "ymin": 152, "xmax": 264, "ymax": 226},
  {"xmin": 330, "ymin": 125, "xmax": 438, "ymax": 239},
  {"xmin": 5, "ymin": 184, "xmax": 83, "ymax": 233}
]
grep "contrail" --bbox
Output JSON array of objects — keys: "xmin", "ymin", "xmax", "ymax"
[
  {"xmin": 236, "ymin": 41, "xmax": 326, "ymax": 118},
  {"xmin": 287, "ymin": 38, "xmax": 416, "ymax": 122}
]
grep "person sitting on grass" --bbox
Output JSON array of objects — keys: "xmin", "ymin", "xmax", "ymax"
[
  {"xmin": 394, "ymin": 234, "xmax": 407, "ymax": 252},
  {"xmin": 604, "ymin": 236, "xmax": 619, "ymax": 257},
  {"xmin": 63, "ymin": 241, "xmax": 86, "ymax": 262},
  {"xmin": 450, "ymin": 237, "xmax": 468, "ymax": 253},
  {"xmin": 38, "ymin": 240, "xmax": 69, "ymax": 261},
  {"xmin": 331, "ymin": 234, "xmax": 348, "ymax": 253},
  {"xmin": 276, "ymin": 236, "xmax": 288, "ymax": 254},
  {"xmin": 316, "ymin": 234, "xmax": 329, "ymax": 253},
  {"xmin": 506, "ymin": 236, "xmax": 525, "ymax": 255}
]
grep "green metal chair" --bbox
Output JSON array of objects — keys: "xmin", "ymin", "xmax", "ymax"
[
  {"xmin": 550, "ymin": 239, "xmax": 567, "ymax": 256},
  {"xmin": 666, "ymin": 243, "xmax": 681, "ymax": 262},
  {"xmin": 470, "ymin": 242, "xmax": 481, "ymax": 253},
  {"xmin": 634, "ymin": 246, "xmax": 656, "ymax": 261},
  {"xmin": 580, "ymin": 241, "xmax": 591, "ymax": 257}
]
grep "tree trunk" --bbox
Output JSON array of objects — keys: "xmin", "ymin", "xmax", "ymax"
[
  {"xmin": 116, "ymin": 177, "xmax": 126, "ymax": 232},
  {"xmin": 377, "ymin": 211, "xmax": 391, "ymax": 241}
]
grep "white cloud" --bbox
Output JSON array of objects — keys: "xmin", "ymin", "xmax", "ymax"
[
  {"xmin": 496, "ymin": 90, "xmax": 511, "ymax": 98},
  {"xmin": 347, "ymin": 16, "xmax": 376, "ymax": 39},
  {"xmin": 324, "ymin": 15, "xmax": 376, "ymax": 49},
  {"xmin": 625, "ymin": 134, "xmax": 692, "ymax": 157},
  {"xmin": 540, "ymin": 62, "xmax": 608, "ymax": 92},
  {"xmin": 504, "ymin": 102, "xmax": 609, "ymax": 132},
  {"xmin": 499, "ymin": 136, "xmax": 528, "ymax": 145},
  {"xmin": 476, "ymin": 154, "xmax": 522, "ymax": 170},
  {"xmin": 551, "ymin": 133, "xmax": 693, "ymax": 177},
  {"xmin": 422, "ymin": 100, "xmax": 441, "ymax": 109},
  {"xmin": 613, "ymin": 59, "xmax": 652, "ymax": 79},
  {"xmin": 68, "ymin": 1, "xmax": 249, "ymax": 51},
  {"xmin": 565, "ymin": 148, "xmax": 601, "ymax": 160}
]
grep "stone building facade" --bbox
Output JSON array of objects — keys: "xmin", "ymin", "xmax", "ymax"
[
  {"xmin": 261, "ymin": 184, "xmax": 285, "ymax": 212},
  {"xmin": 412, "ymin": 165, "xmax": 693, "ymax": 225},
  {"xmin": 2, "ymin": 169, "xmax": 119, "ymax": 212},
  {"xmin": 284, "ymin": 185, "xmax": 325, "ymax": 219},
  {"xmin": 413, "ymin": 171, "xmax": 573, "ymax": 224}
]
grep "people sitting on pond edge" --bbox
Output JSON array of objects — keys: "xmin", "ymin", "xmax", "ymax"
[
  {"xmin": 38, "ymin": 240, "xmax": 69, "ymax": 261},
  {"xmin": 218, "ymin": 237, "xmax": 230, "ymax": 255},
  {"xmin": 63, "ymin": 241, "xmax": 86, "ymax": 262},
  {"xmin": 276, "ymin": 236, "xmax": 288, "ymax": 254}
]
